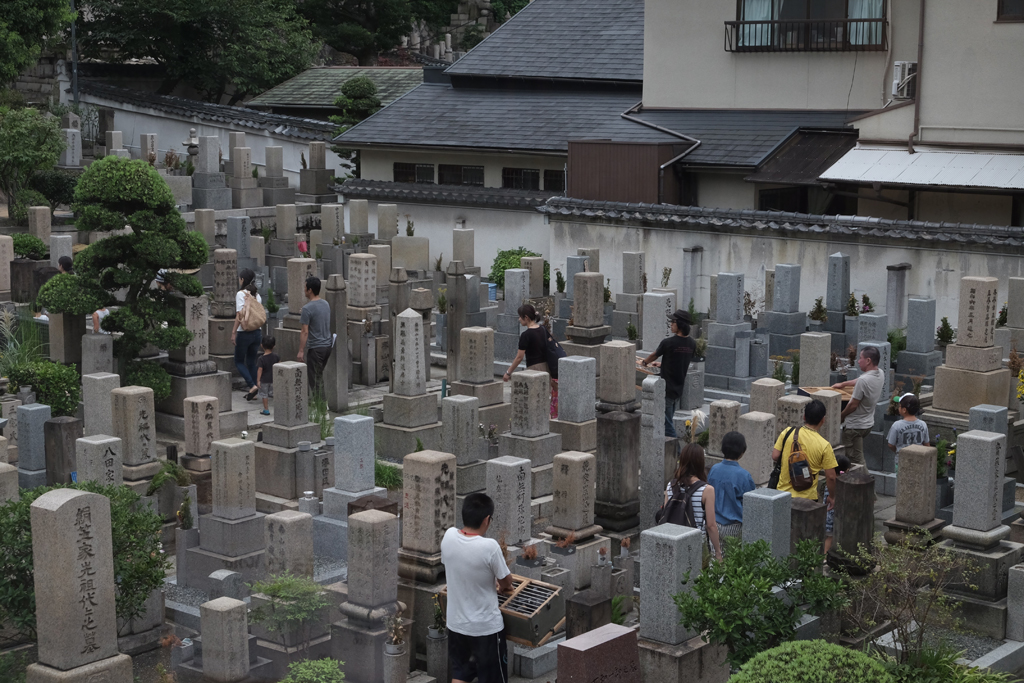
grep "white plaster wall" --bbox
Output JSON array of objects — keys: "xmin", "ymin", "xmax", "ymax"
[
  {"xmin": 549, "ymin": 218, "xmax": 1024, "ymax": 325},
  {"xmin": 917, "ymin": 192, "xmax": 1013, "ymax": 226},
  {"xmin": 77, "ymin": 94, "xmax": 349, "ymax": 185},
  {"xmin": 360, "ymin": 149, "xmax": 567, "ymax": 190},
  {"xmin": 642, "ymin": 0, "xmax": 920, "ymax": 110},
  {"xmin": 339, "ymin": 198, "xmax": 550, "ymax": 276}
]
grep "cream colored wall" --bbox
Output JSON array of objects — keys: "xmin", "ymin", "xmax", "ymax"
[
  {"xmin": 360, "ymin": 149, "xmax": 567, "ymax": 189},
  {"xmin": 643, "ymin": 0, "xmax": 919, "ymax": 110},
  {"xmin": 549, "ymin": 216, "xmax": 1024, "ymax": 324},
  {"xmin": 917, "ymin": 1, "xmax": 1024, "ymax": 146},
  {"xmin": 851, "ymin": 102, "xmax": 915, "ymax": 141},
  {"xmin": 699, "ymin": 173, "xmax": 756, "ymax": 209},
  {"xmin": 858, "ymin": 188, "xmax": 911, "ymax": 220}
]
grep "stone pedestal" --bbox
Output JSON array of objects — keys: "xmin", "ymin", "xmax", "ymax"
[{"xmin": 594, "ymin": 411, "xmax": 640, "ymax": 531}]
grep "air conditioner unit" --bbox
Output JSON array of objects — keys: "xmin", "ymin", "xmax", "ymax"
[{"xmin": 892, "ymin": 61, "xmax": 918, "ymax": 100}]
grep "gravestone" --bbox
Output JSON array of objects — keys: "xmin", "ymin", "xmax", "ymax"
[
  {"xmin": 76, "ymin": 435, "xmax": 123, "ymax": 487},
  {"xmin": 111, "ymin": 386, "xmax": 158, "ymax": 490},
  {"xmin": 450, "ymin": 326, "xmax": 511, "ymax": 433},
  {"xmin": 17, "ymin": 402, "xmax": 50, "ymax": 488},
  {"xmin": 314, "ymin": 415, "xmax": 386, "ymax": 560},
  {"xmin": 550, "ymin": 355, "xmax": 598, "ymax": 451},
  {"xmin": 545, "ymin": 450, "xmax": 608, "ymax": 589},
  {"xmin": 639, "ymin": 376, "xmax": 666, "ymax": 531},
  {"xmin": 883, "ymin": 445, "xmax": 945, "ymax": 543},
  {"xmin": 641, "ymin": 292, "xmax": 674, "ymax": 353},
  {"xmin": 265, "ymin": 510, "xmax": 314, "ymax": 578},
  {"xmin": 184, "ymin": 395, "xmax": 220, "ymax": 457},
  {"xmin": 201, "ymin": 597, "xmax": 251, "ymax": 681},
  {"xmin": 897, "ymin": 297, "xmax": 943, "ymax": 385},
  {"xmin": 486, "ymin": 455, "xmax": 532, "ymax": 545},
  {"xmin": 742, "ymin": 489, "xmax": 792, "ymax": 559},
  {"xmin": 708, "ymin": 400, "xmax": 740, "ymax": 457},
  {"xmin": 639, "ymin": 524, "xmax": 702, "ymax": 644},
  {"xmin": 83, "ymin": 372, "xmax": 120, "ymax": 437},
  {"xmin": 191, "ymin": 136, "xmax": 231, "ymax": 210},
  {"xmin": 28, "ymin": 488, "xmax": 133, "ymax": 681},
  {"xmin": 799, "ymin": 332, "xmax": 831, "ymax": 388},
  {"xmin": 738, "ymin": 411, "xmax": 776, "ymax": 486},
  {"xmin": 558, "ymin": 623, "xmax": 641, "ymax": 683},
  {"xmin": 749, "ymin": 377, "xmax": 785, "ymax": 416}
]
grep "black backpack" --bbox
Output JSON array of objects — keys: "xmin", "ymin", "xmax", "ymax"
[
  {"xmin": 545, "ymin": 332, "xmax": 566, "ymax": 379},
  {"xmin": 654, "ymin": 479, "xmax": 705, "ymax": 528}
]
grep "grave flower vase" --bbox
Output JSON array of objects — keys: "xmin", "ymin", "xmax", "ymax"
[{"xmin": 382, "ymin": 644, "xmax": 409, "ymax": 683}]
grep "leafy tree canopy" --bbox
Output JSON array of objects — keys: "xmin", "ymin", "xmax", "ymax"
[
  {"xmin": 0, "ymin": 107, "xmax": 65, "ymax": 200},
  {"xmin": 300, "ymin": 0, "xmax": 411, "ymax": 65},
  {"xmin": 78, "ymin": 0, "xmax": 319, "ymax": 104},
  {"xmin": 38, "ymin": 158, "xmax": 207, "ymax": 373},
  {"xmin": 0, "ymin": 0, "xmax": 74, "ymax": 85},
  {"xmin": 330, "ymin": 77, "xmax": 382, "ymax": 127}
]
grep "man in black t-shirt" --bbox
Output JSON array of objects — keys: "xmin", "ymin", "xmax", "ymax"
[{"xmin": 640, "ymin": 309, "xmax": 696, "ymax": 438}]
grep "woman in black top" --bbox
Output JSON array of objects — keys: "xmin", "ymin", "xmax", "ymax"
[{"xmin": 502, "ymin": 304, "xmax": 558, "ymax": 412}]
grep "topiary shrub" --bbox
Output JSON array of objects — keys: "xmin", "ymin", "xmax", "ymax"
[
  {"xmin": 489, "ymin": 247, "xmax": 549, "ymax": 289},
  {"xmin": 7, "ymin": 360, "xmax": 81, "ymax": 416},
  {"xmin": 126, "ymin": 359, "xmax": 172, "ymax": 403},
  {"xmin": 729, "ymin": 640, "xmax": 893, "ymax": 683},
  {"xmin": 37, "ymin": 157, "xmax": 207, "ymax": 372},
  {"xmin": 36, "ymin": 273, "xmax": 108, "ymax": 315},
  {"xmin": 28, "ymin": 169, "xmax": 79, "ymax": 208},
  {"xmin": 10, "ymin": 233, "xmax": 47, "ymax": 260},
  {"xmin": 0, "ymin": 481, "xmax": 168, "ymax": 640},
  {"xmin": 8, "ymin": 189, "xmax": 49, "ymax": 227}
]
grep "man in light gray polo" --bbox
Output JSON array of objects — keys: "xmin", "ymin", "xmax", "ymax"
[{"xmin": 832, "ymin": 345, "xmax": 885, "ymax": 466}]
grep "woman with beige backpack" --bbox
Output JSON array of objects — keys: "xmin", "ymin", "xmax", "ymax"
[{"xmin": 232, "ymin": 268, "xmax": 266, "ymax": 401}]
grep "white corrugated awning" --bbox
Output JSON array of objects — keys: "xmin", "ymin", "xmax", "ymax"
[{"xmin": 819, "ymin": 147, "xmax": 1024, "ymax": 190}]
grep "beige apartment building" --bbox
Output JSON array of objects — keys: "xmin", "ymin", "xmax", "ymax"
[{"xmin": 640, "ymin": 0, "xmax": 1024, "ymax": 224}]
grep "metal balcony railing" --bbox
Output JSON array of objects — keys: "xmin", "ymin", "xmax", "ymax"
[{"xmin": 725, "ymin": 18, "xmax": 887, "ymax": 52}]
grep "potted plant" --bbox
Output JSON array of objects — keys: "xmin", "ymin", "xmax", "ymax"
[
  {"xmin": 175, "ymin": 494, "xmax": 199, "ymax": 582},
  {"xmin": 551, "ymin": 532, "xmax": 577, "ymax": 557},
  {"xmin": 382, "ymin": 609, "xmax": 409, "ymax": 683},
  {"xmin": 147, "ymin": 460, "xmax": 196, "ymax": 545},
  {"xmin": 428, "ymin": 594, "xmax": 446, "ymax": 639},
  {"xmin": 619, "ymin": 536, "xmax": 631, "ymax": 559},
  {"xmin": 809, "ymin": 296, "xmax": 828, "ymax": 332},
  {"xmin": 597, "ymin": 546, "xmax": 608, "ymax": 566},
  {"xmin": 845, "ymin": 292, "xmax": 860, "ymax": 339},
  {"xmin": 249, "ymin": 573, "xmax": 331, "ymax": 660},
  {"xmin": 936, "ymin": 316, "xmax": 955, "ymax": 351}
]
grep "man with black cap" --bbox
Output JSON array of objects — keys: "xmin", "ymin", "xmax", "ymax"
[{"xmin": 641, "ymin": 309, "xmax": 696, "ymax": 438}]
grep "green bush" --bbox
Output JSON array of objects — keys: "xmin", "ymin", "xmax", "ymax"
[
  {"xmin": 887, "ymin": 328, "xmax": 907, "ymax": 360},
  {"xmin": 8, "ymin": 189, "xmax": 49, "ymax": 227},
  {"xmin": 37, "ymin": 273, "xmax": 109, "ymax": 315},
  {"xmin": 126, "ymin": 359, "xmax": 172, "ymax": 403},
  {"xmin": 489, "ymin": 247, "xmax": 548, "ymax": 289},
  {"xmin": 0, "ymin": 481, "xmax": 167, "ymax": 640},
  {"xmin": 28, "ymin": 169, "xmax": 79, "ymax": 208},
  {"xmin": 281, "ymin": 658, "xmax": 346, "ymax": 683},
  {"xmin": 7, "ymin": 360, "xmax": 81, "ymax": 416},
  {"xmin": 729, "ymin": 640, "xmax": 892, "ymax": 683},
  {"xmin": 0, "ymin": 107, "xmax": 66, "ymax": 200},
  {"xmin": 375, "ymin": 458, "xmax": 402, "ymax": 490},
  {"xmin": 10, "ymin": 233, "xmax": 47, "ymax": 260},
  {"xmin": 250, "ymin": 573, "xmax": 330, "ymax": 658},
  {"xmin": 676, "ymin": 539, "xmax": 847, "ymax": 669}
]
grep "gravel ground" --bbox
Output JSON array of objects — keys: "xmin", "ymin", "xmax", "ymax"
[
  {"xmin": 164, "ymin": 581, "xmax": 208, "ymax": 607},
  {"xmin": 923, "ymin": 625, "xmax": 1006, "ymax": 663}
]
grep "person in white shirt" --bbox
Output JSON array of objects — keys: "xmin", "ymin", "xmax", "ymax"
[
  {"xmin": 231, "ymin": 268, "xmax": 263, "ymax": 401},
  {"xmin": 832, "ymin": 346, "xmax": 885, "ymax": 466},
  {"xmin": 440, "ymin": 492, "xmax": 513, "ymax": 683}
]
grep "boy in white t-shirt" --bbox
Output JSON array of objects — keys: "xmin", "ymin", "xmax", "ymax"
[{"xmin": 440, "ymin": 493, "xmax": 513, "ymax": 683}]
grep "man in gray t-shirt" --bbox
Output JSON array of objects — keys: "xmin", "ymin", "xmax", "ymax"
[
  {"xmin": 298, "ymin": 276, "xmax": 332, "ymax": 394},
  {"xmin": 832, "ymin": 346, "xmax": 885, "ymax": 466}
]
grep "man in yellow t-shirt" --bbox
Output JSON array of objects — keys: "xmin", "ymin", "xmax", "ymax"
[{"xmin": 772, "ymin": 399, "xmax": 837, "ymax": 507}]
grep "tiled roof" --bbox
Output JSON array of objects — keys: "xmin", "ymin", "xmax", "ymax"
[
  {"xmin": 336, "ymin": 84, "xmax": 671, "ymax": 153},
  {"xmin": 79, "ymin": 82, "xmax": 337, "ymax": 141},
  {"xmin": 246, "ymin": 67, "xmax": 423, "ymax": 109},
  {"xmin": 539, "ymin": 197, "xmax": 1024, "ymax": 246},
  {"xmin": 445, "ymin": 0, "xmax": 643, "ymax": 82},
  {"xmin": 629, "ymin": 109, "xmax": 864, "ymax": 167},
  {"xmin": 339, "ymin": 178, "xmax": 553, "ymax": 208}
]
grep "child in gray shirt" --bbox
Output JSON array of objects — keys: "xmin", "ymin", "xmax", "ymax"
[{"xmin": 887, "ymin": 394, "xmax": 929, "ymax": 470}]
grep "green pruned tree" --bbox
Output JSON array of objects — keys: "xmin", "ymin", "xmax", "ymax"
[
  {"xmin": 0, "ymin": 107, "xmax": 65, "ymax": 201},
  {"xmin": 0, "ymin": 0, "xmax": 74, "ymax": 85},
  {"xmin": 330, "ymin": 77, "xmax": 382, "ymax": 127},
  {"xmin": 78, "ymin": 0, "xmax": 318, "ymax": 104},
  {"xmin": 300, "ymin": 0, "xmax": 411, "ymax": 65},
  {"xmin": 36, "ymin": 157, "xmax": 208, "ymax": 384}
]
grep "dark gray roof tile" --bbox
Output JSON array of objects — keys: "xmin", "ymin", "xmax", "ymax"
[
  {"xmin": 446, "ymin": 0, "xmax": 643, "ymax": 82},
  {"xmin": 80, "ymin": 82, "xmax": 337, "ymax": 141}
]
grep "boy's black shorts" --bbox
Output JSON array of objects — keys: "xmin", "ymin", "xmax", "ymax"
[{"xmin": 448, "ymin": 628, "xmax": 508, "ymax": 683}]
